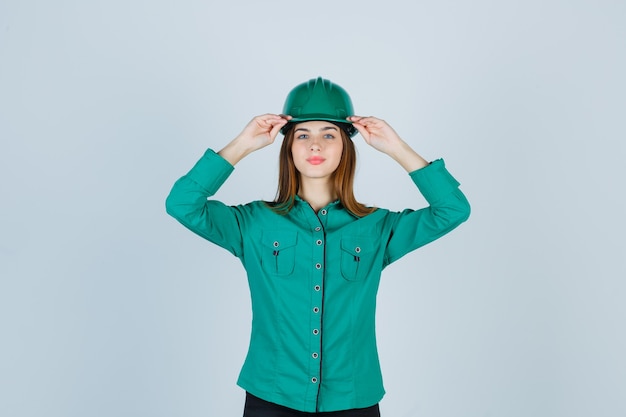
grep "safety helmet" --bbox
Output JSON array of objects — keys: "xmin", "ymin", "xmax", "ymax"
[{"xmin": 281, "ymin": 77, "xmax": 357, "ymax": 137}]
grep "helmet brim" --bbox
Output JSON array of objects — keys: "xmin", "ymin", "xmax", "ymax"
[{"xmin": 281, "ymin": 116, "xmax": 357, "ymax": 138}]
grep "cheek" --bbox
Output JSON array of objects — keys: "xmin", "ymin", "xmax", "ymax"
[
  {"xmin": 290, "ymin": 145, "xmax": 305, "ymax": 165},
  {"xmin": 333, "ymin": 143, "xmax": 345, "ymax": 160},
  {"xmin": 291, "ymin": 140, "xmax": 305, "ymax": 153},
  {"xmin": 289, "ymin": 142, "xmax": 299, "ymax": 159},
  {"xmin": 291, "ymin": 147, "xmax": 304, "ymax": 164},
  {"xmin": 330, "ymin": 147, "xmax": 343, "ymax": 169}
]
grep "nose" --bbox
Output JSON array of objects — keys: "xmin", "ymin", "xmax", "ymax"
[{"xmin": 309, "ymin": 137, "xmax": 321, "ymax": 152}]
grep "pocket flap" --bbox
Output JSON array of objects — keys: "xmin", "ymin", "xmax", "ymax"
[
  {"xmin": 262, "ymin": 231, "xmax": 298, "ymax": 250},
  {"xmin": 340, "ymin": 236, "xmax": 375, "ymax": 256}
]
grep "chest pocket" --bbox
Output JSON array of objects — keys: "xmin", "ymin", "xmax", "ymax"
[
  {"xmin": 340, "ymin": 236, "xmax": 377, "ymax": 281},
  {"xmin": 261, "ymin": 231, "xmax": 298, "ymax": 277}
]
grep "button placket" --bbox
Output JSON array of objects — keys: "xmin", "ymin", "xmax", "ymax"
[
  {"xmin": 317, "ymin": 209, "xmax": 328, "ymax": 230},
  {"xmin": 309, "ymin": 219, "xmax": 324, "ymax": 390}
]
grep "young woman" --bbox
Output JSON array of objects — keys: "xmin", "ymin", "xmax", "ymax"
[{"xmin": 166, "ymin": 77, "xmax": 470, "ymax": 416}]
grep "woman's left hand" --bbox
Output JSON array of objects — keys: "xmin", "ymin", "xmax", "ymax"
[
  {"xmin": 348, "ymin": 116, "xmax": 403, "ymax": 156},
  {"xmin": 348, "ymin": 115, "xmax": 429, "ymax": 172}
]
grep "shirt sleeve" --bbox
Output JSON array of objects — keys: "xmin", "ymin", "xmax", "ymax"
[
  {"xmin": 165, "ymin": 148, "xmax": 245, "ymax": 258},
  {"xmin": 383, "ymin": 159, "xmax": 470, "ymax": 267}
]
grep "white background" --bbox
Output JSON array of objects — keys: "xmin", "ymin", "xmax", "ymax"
[{"xmin": 1, "ymin": 1, "xmax": 625, "ymax": 416}]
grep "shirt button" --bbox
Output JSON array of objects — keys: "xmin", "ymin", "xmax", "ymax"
[
  {"xmin": 314, "ymin": 285, "xmax": 321, "ymax": 291},
  {"xmin": 316, "ymin": 239, "xmax": 323, "ymax": 245},
  {"xmin": 315, "ymin": 263, "xmax": 322, "ymax": 270},
  {"xmin": 355, "ymin": 246, "xmax": 361, "ymax": 253},
  {"xmin": 315, "ymin": 226, "xmax": 321, "ymax": 232},
  {"xmin": 273, "ymin": 241, "xmax": 279, "ymax": 248},
  {"xmin": 313, "ymin": 307, "xmax": 319, "ymax": 313},
  {"xmin": 313, "ymin": 329, "xmax": 319, "ymax": 335},
  {"xmin": 311, "ymin": 377, "xmax": 318, "ymax": 384},
  {"xmin": 312, "ymin": 352, "xmax": 319, "ymax": 359},
  {"xmin": 320, "ymin": 209, "xmax": 327, "ymax": 215}
]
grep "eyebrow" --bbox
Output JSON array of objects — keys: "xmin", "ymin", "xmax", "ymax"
[{"xmin": 294, "ymin": 126, "xmax": 339, "ymax": 132}]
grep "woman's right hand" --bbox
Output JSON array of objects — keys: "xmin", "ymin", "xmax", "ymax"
[{"xmin": 219, "ymin": 114, "xmax": 291, "ymax": 165}]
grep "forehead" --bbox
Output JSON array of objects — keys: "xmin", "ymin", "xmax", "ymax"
[{"xmin": 293, "ymin": 120, "xmax": 338, "ymax": 131}]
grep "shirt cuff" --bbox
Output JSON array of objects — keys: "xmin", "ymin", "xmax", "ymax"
[
  {"xmin": 408, "ymin": 159, "xmax": 461, "ymax": 203},
  {"xmin": 186, "ymin": 148, "xmax": 235, "ymax": 195}
]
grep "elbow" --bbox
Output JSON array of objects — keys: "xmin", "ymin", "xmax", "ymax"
[
  {"xmin": 453, "ymin": 193, "xmax": 471, "ymax": 225},
  {"xmin": 165, "ymin": 190, "xmax": 184, "ymax": 221},
  {"xmin": 439, "ymin": 192, "xmax": 471, "ymax": 231},
  {"xmin": 458, "ymin": 196, "xmax": 471, "ymax": 224}
]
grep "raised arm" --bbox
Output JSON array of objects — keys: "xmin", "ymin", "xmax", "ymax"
[
  {"xmin": 347, "ymin": 116, "xmax": 470, "ymax": 265},
  {"xmin": 165, "ymin": 114, "xmax": 289, "ymax": 256}
]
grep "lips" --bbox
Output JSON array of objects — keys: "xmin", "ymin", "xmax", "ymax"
[{"xmin": 306, "ymin": 156, "xmax": 326, "ymax": 165}]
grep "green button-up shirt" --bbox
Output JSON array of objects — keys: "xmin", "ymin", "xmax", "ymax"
[{"xmin": 166, "ymin": 149, "xmax": 470, "ymax": 413}]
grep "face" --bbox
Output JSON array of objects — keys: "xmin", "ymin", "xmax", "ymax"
[{"xmin": 291, "ymin": 121, "xmax": 344, "ymax": 181}]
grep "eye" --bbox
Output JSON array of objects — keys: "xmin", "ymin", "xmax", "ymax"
[
  {"xmin": 324, "ymin": 134, "xmax": 335, "ymax": 139},
  {"xmin": 296, "ymin": 134, "xmax": 309, "ymax": 139}
]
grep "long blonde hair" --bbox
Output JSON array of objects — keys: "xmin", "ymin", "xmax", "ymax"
[{"xmin": 269, "ymin": 123, "xmax": 376, "ymax": 217}]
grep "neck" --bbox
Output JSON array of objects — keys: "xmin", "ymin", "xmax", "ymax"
[{"xmin": 298, "ymin": 178, "xmax": 337, "ymax": 212}]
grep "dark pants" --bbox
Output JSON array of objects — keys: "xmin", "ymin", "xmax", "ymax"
[{"xmin": 243, "ymin": 392, "xmax": 381, "ymax": 417}]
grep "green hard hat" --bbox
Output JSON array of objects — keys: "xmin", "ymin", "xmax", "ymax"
[{"xmin": 281, "ymin": 77, "xmax": 357, "ymax": 137}]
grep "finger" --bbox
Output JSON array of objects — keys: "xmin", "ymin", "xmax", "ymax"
[
  {"xmin": 347, "ymin": 115, "xmax": 367, "ymax": 124},
  {"xmin": 262, "ymin": 114, "xmax": 286, "ymax": 124},
  {"xmin": 351, "ymin": 120, "xmax": 378, "ymax": 136},
  {"xmin": 269, "ymin": 119, "xmax": 288, "ymax": 140},
  {"xmin": 355, "ymin": 116, "xmax": 383, "ymax": 126},
  {"xmin": 254, "ymin": 119, "xmax": 281, "ymax": 133},
  {"xmin": 351, "ymin": 122, "xmax": 369, "ymax": 140}
]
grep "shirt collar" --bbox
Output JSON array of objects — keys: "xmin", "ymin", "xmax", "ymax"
[{"xmin": 294, "ymin": 195, "xmax": 342, "ymax": 211}]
